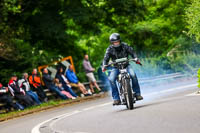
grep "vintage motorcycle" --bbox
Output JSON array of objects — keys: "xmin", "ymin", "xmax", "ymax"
[{"xmin": 105, "ymin": 57, "xmax": 142, "ymax": 110}]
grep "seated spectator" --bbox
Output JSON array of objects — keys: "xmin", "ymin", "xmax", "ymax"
[
  {"xmin": 0, "ymin": 83, "xmax": 20, "ymax": 111},
  {"xmin": 54, "ymin": 78, "xmax": 76, "ymax": 99},
  {"xmin": 66, "ymin": 65, "xmax": 91, "ymax": 96},
  {"xmin": 42, "ymin": 68, "xmax": 68, "ymax": 100},
  {"xmin": 18, "ymin": 73, "xmax": 41, "ymax": 105},
  {"xmin": 8, "ymin": 74, "xmax": 35, "ymax": 107},
  {"xmin": 29, "ymin": 68, "xmax": 48, "ymax": 102},
  {"xmin": 83, "ymin": 54, "xmax": 102, "ymax": 93},
  {"xmin": 56, "ymin": 67, "xmax": 77, "ymax": 97}
]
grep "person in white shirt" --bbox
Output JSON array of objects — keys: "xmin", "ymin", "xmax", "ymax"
[{"xmin": 18, "ymin": 73, "xmax": 41, "ymax": 105}]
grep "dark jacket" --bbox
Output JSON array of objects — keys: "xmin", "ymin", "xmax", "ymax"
[
  {"xmin": 55, "ymin": 73, "xmax": 65, "ymax": 85},
  {"xmin": 8, "ymin": 80, "xmax": 22, "ymax": 95},
  {"xmin": 103, "ymin": 42, "xmax": 137, "ymax": 66},
  {"xmin": 42, "ymin": 73, "xmax": 54, "ymax": 89}
]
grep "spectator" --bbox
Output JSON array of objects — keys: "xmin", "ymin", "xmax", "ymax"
[
  {"xmin": 18, "ymin": 73, "xmax": 41, "ymax": 105},
  {"xmin": 0, "ymin": 83, "xmax": 20, "ymax": 111},
  {"xmin": 83, "ymin": 54, "xmax": 102, "ymax": 93},
  {"xmin": 8, "ymin": 74, "xmax": 35, "ymax": 107},
  {"xmin": 54, "ymin": 78, "xmax": 76, "ymax": 99},
  {"xmin": 56, "ymin": 67, "xmax": 77, "ymax": 97},
  {"xmin": 29, "ymin": 68, "xmax": 48, "ymax": 102},
  {"xmin": 42, "ymin": 68, "xmax": 68, "ymax": 100},
  {"xmin": 66, "ymin": 65, "xmax": 91, "ymax": 96}
]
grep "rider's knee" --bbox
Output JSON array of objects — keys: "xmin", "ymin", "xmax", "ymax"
[
  {"xmin": 129, "ymin": 72, "xmax": 136, "ymax": 78},
  {"xmin": 108, "ymin": 76, "xmax": 116, "ymax": 84},
  {"xmin": 127, "ymin": 66, "xmax": 136, "ymax": 77}
]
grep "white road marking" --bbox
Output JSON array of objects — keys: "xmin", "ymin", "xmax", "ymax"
[
  {"xmin": 49, "ymin": 110, "xmax": 81, "ymax": 132},
  {"xmin": 82, "ymin": 106, "xmax": 99, "ymax": 111},
  {"xmin": 97, "ymin": 102, "xmax": 112, "ymax": 107},
  {"xmin": 83, "ymin": 102, "xmax": 112, "ymax": 111},
  {"xmin": 32, "ymin": 83, "xmax": 198, "ymax": 133},
  {"xmin": 49, "ymin": 102, "xmax": 112, "ymax": 132},
  {"xmin": 31, "ymin": 110, "xmax": 81, "ymax": 133},
  {"xmin": 32, "ymin": 102, "xmax": 112, "ymax": 133}
]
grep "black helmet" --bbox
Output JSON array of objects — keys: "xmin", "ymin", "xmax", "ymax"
[{"xmin": 109, "ymin": 33, "xmax": 121, "ymax": 43}]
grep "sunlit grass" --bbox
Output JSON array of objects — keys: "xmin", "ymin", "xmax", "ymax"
[{"xmin": 0, "ymin": 99, "xmax": 73, "ymax": 120}]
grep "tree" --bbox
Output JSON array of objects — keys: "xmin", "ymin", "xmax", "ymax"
[
  {"xmin": 0, "ymin": 0, "xmax": 199, "ymax": 83},
  {"xmin": 185, "ymin": 0, "xmax": 200, "ymax": 42}
]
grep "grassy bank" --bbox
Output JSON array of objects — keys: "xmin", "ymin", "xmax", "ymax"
[{"xmin": 0, "ymin": 93, "xmax": 107, "ymax": 122}]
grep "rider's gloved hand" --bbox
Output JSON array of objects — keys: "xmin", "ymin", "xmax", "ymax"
[
  {"xmin": 102, "ymin": 66, "xmax": 106, "ymax": 72},
  {"xmin": 135, "ymin": 58, "xmax": 142, "ymax": 65}
]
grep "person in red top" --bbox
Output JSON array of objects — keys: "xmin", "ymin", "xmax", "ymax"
[
  {"xmin": 8, "ymin": 74, "xmax": 34, "ymax": 107},
  {"xmin": 29, "ymin": 68, "xmax": 47, "ymax": 102}
]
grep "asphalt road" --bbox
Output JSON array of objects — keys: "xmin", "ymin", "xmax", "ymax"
[{"xmin": 0, "ymin": 77, "xmax": 200, "ymax": 133}]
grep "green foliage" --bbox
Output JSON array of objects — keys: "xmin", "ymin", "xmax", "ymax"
[
  {"xmin": 0, "ymin": 0, "xmax": 199, "ymax": 84},
  {"xmin": 130, "ymin": 0, "xmax": 189, "ymax": 55},
  {"xmin": 198, "ymin": 68, "xmax": 200, "ymax": 88},
  {"xmin": 185, "ymin": 0, "xmax": 200, "ymax": 42}
]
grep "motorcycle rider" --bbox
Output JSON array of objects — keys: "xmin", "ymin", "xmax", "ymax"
[{"xmin": 102, "ymin": 33, "xmax": 143, "ymax": 105}]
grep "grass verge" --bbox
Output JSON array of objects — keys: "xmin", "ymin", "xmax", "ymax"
[{"xmin": 0, "ymin": 93, "xmax": 107, "ymax": 122}]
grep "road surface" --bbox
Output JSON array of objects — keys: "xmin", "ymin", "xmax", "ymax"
[{"xmin": 0, "ymin": 77, "xmax": 200, "ymax": 133}]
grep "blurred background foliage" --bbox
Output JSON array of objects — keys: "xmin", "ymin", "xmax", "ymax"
[{"xmin": 0, "ymin": 0, "xmax": 200, "ymax": 84}]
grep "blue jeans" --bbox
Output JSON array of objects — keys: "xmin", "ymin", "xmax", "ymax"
[
  {"xmin": 108, "ymin": 65, "xmax": 141, "ymax": 100},
  {"xmin": 49, "ymin": 85, "xmax": 68, "ymax": 100},
  {"xmin": 26, "ymin": 90, "xmax": 41, "ymax": 105},
  {"xmin": 62, "ymin": 84, "xmax": 77, "ymax": 97}
]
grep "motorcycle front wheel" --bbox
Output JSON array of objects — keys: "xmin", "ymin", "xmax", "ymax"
[{"xmin": 124, "ymin": 78, "xmax": 134, "ymax": 110}]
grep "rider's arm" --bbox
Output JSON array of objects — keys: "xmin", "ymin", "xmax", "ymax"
[
  {"xmin": 124, "ymin": 44, "xmax": 141, "ymax": 64},
  {"xmin": 103, "ymin": 47, "xmax": 111, "ymax": 66},
  {"xmin": 125, "ymin": 44, "xmax": 137, "ymax": 59}
]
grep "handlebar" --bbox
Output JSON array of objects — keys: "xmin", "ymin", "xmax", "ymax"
[{"xmin": 104, "ymin": 58, "xmax": 142, "ymax": 68}]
